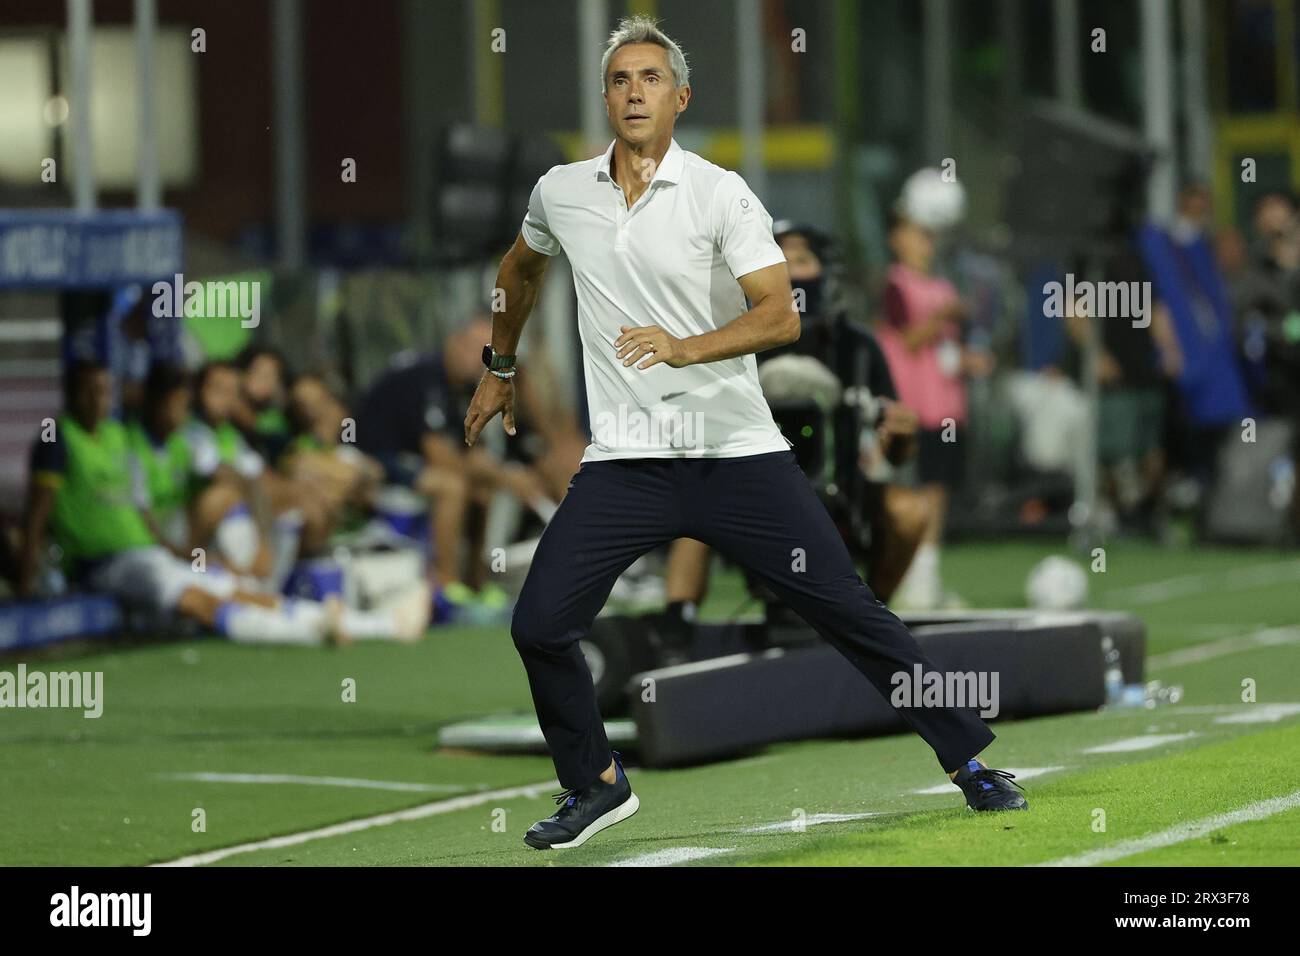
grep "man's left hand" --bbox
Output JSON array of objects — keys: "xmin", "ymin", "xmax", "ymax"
[{"xmin": 614, "ymin": 325, "xmax": 693, "ymax": 370}]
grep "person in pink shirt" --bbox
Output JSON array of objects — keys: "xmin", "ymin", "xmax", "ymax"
[{"xmin": 878, "ymin": 210, "xmax": 989, "ymax": 607}]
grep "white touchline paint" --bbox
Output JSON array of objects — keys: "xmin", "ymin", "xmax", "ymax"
[
  {"xmin": 1102, "ymin": 560, "xmax": 1300, "ymax": 608},
  {"xmin": 742, "ymin": 812, "xmax": 880, "ymax": 833},
  {"xmin": 1164, "ymin": 705, "xmax": 1262, "ymax": 714},
  {"xmin": 1036, "ymin": 789, "xmax": 1300, "ymax": 867},
  {"xmin": 911, "ymin": 767, "xmax": 1067, "ymax": 796},
  {"xmin": 1214, "ymin": 704, "xmax": 1300, "ymax": 725},
  {"xmin": 155, "ymin": 772, "xmax": 481, "ymax": 793},
  {"xmin": 1082, "ymin": 733, "xmax": 1196, "ymax": 754},
  {"xmin": 607, "ymin": 847, "xmax": 735, "ymax": 867},
  {"xmin": 152, "ymin": 779, "xmax": 559, "ymax": 867},
  {"xmin": 1148, "ymin": 626, "xmax": 1300, "ymax": 669}
]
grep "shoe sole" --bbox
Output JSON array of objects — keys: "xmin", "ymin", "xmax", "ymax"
[
  {"xmin": 966, "ymin": 801, "xmax": 1029, "ymax": 812},
  {"xmin": 524, "ymin": 792, "xmax": 640, "ymax": 850}
]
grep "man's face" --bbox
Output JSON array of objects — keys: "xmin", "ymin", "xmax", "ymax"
[
  {"xmin": 604, "ymin": 43, "xmax": 689, "ymax": 148},
  {"xmin": 243, "ymin": 354, "xmax": 283, "ymax": 407},
  {"xmin": 890, "ymin": 219, "xmax": 935, "ymax": 271},
  {"xmin": 778, "ymin": 234, "xmax": 824, "ymax": 282},
  {"xmin": 1179, "ymin": 188, "xmax": 1211, "ymax": 229},
  {"xmin": 71, "ymin": 368, "xmax": 112, "ymax": 427},
  {"xmin": 290, "ymin": 377, "xmax": 330, "ymax": 428},
  {"xmin": 155, "ymin": 387, "xmax": 191, "ymax": 435},
  {"xmin": 1255, "ymin": 195, "xmax": 1295, "ymax": 240},
  {"xmin": 201, "ymin": 367, "xmax": 239, "ymax": 423}
]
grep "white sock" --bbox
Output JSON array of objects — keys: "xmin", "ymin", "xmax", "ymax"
[
  {"xmin": 895, "ymin": 543, "xmax": 942, "ymax": 609},
  {"xmin": 339, "ymin": 607, "xmax": 399, "ymax": 641},
  {"xmin": 215, "ymin": 601, "xmax": 324, "ymax": 646},
  {"xmin": 215, "ymin": 506, "xmax": 260, "ymax": 570}
]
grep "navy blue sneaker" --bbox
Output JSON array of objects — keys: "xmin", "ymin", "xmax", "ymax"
[
  {"xmin": 524, "ymin": 754, "xmax": 640, "ymax": 849},
  {"xmin": 952, "ymin": 760, "xmax": 1029, "ymax": 811}
]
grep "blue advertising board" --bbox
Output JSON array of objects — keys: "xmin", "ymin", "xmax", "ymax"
[{"xmin": 0, "ymin": 209, "xmax": 183, "ymax": 289}]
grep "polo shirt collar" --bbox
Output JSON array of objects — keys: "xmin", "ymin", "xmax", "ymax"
[{"xmin": 596, "ymin": 138, "xmax": 684, "ymax": 187}]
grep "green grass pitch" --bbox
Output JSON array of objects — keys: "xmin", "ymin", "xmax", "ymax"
[{"xmin": 2, "ymin": 540, "xmax": 1298, "ymax": 866}]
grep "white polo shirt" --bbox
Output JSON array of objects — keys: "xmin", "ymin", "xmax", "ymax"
[{"xmin": 521, "ymin": 138, "xmax": 793, "ymax": 462}]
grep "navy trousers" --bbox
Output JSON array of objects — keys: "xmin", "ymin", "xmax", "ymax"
[{"xmin": 511, "ymin": 450, "xmax": 996, "ymax": 789}]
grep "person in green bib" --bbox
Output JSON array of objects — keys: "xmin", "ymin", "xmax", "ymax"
[
  {"xmin": 126, "ymin": 364, "xmax": 203, "ymax": 556},
  {"xmin": 128, "ymin": 364, "xmax": 282, "ymax": 584},
  {"xmin": 233, "ymin": 344, "xmax": 294, "ymax": 464},
  {"xmin": 25, "ymin": 365, "xmax": 157, "ymax": 570},
  {"xmin": 19, "ymin": 362, "xmax": 429, "ymax": 645}
]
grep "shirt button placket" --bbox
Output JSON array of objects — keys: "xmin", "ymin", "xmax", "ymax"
[{"xmin": 615, "ymin": 193, "xmax": 629, "ymax": 253}]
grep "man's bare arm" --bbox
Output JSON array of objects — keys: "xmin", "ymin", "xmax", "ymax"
[
  {"xmin": 18, "ymin": 482, "xmax": 56, "ymax": 597},
  {"xmin": 614, "ymin": 262, "xmax": 799, "ymax": 369},
  {"xmin": 490, "ymin": 234, "xmax": 551, "ymax": 357},
  {"xmin": 464, "ymin": 234, "xmax": 552, "ymax": 446}
]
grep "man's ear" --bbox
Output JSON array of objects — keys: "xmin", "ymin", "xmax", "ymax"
[{"xmin": 676, "ymin": 84, "xmax": 691, "ymax": 114}]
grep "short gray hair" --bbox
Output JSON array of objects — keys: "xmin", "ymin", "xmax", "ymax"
[{"xmin": 600, "ymin": 15, "xmax": 690, "ymax": 90}]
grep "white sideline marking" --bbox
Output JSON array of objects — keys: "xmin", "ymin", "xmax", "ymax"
[
  {"xmin": 156, "ymin": 772, "xmax": 480, "ymax": 793},
  {"xmin": 1161, "ymin": 704, "xmax": 1294, "ymax": 714},
  {"xmin": 1214, "ymin": 704, "xmax": 1300, "ymax": 725},
  {"xmin": 152, "ymin": 779, "xmax": 559, "ymax": 867},
  {"xmin": 912, "ymin": 766, "xmax": 1066, "ymax": 795},
  {"xmin": 742, "ymin": 812, "xmax": 880, "ymax": 833},
  {"xmin": 607, "ymin": 846, "xmax": 735, "ymax": 867},
  {"xmin": 1082, "ymin": 733, "xmax": 1196, "ymax": 754},
  {"xmin": 1036, "ymin": 789, "xmax": 1300, "ymax": 867},
  {"xmin": 1103, "ymin": 560, "xmax": 1300, "ymax": 607},
  {"xmin": 1149, "ymin": 626, "xmax": 1300, "ymax": 669}
]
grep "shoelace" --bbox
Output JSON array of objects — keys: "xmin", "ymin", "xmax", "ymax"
[{"xmin": 969, "ymin": 767, "xmax": 1025, "ymax": 793}]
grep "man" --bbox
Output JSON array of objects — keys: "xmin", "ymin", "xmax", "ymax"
[
  {"xmin": 19, "ymin": 362, "xmax": 428, "ymax": 645},
  {"xmin": 284, "ymin": 372, "xmax": 385, "ymax": 519},
  {"xmin": 464, "ymin": 16, "xmax": 1027, "ymax": 852},
  {"xmin": 232, "ymin": 344, "xmax": 294, "ymax": 464},
  {"xmin": 1137, "ymin": 182, "xmax": 1254, "ymax": 495},
  {"xmin": 356, "ymin": 316, "xmax": 578, "ymax": 602}
]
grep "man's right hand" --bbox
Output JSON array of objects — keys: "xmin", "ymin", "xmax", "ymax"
[
  {"xmin": 464, "ymin": 372, "xmax": 517, "ymax": 447},
  {"xmin": 876, "ymin": 397, "xmax": 918, "ymax": 442}
]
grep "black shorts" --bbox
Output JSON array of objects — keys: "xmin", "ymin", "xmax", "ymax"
[{"xmin": 917, "ymin": 427, "xmax": 966, "ymax": 489}]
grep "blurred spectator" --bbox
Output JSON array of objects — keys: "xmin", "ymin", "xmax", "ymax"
[
  {"xmin": 233, "ymin": 344, "xmax": 294, "ymax": 463},
  {"xmin": 1137, "ymin": 181, "xmax": 1254, "ymax": 495},
  {"xmin": 768, "ymin": 223, "xmax": 925, "ymax": 600},
  {"xmin": 353, "ymin": 316, "xmax": 579, "ymax": 606},
  {"xmin": 877, "ymin": 209, "xmax": 988, "ymax": 608},
  {"xmin": 1064, "ymin": 248, "xmax": 1178, "ymax": 531},
  {"xmin": 282, "ymin": 372, "xmax": 385, "ymax": 526},
  {"xmin": 1231, "ymin": 191, "xmax": 1300, "ymax": 419}
]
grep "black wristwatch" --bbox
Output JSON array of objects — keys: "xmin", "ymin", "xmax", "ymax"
[{"xmin": 482, "ymin": 345, "xmax": 517, "ymax": 374}]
